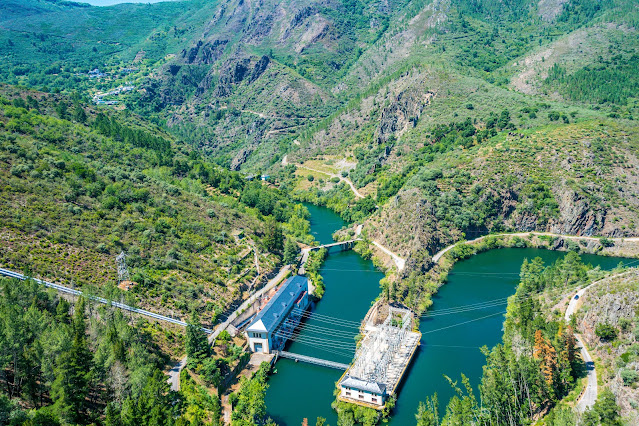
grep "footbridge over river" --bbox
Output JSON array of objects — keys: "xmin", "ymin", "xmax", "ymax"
[
  {"xmin": 276, "ymin": 350, "xmax": 350, "ymax": 370},
  {"xmin": 299, "ymin": 239, "xmax": 361, "ymax": 274}
]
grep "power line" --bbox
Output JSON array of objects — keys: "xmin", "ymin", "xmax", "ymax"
[
  {"xmin": 292, "ymin": 308, "xmax": 362, "ymax": 328},
  {"xmin": 422, "ymin": 311, "xmax": 507, "ymax": 335},
  {"xmin": 293, "ymin": 322, "xmax": 359, "ymax": 340},
  {"xmin": 274, "ymin": 327, "xmax": 357, "ymax": 347}
]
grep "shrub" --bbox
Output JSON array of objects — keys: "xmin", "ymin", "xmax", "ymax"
[
  {"xmin": 307, "ymin": 175, "xmax": 314, "ymax": 182},
  {"xmin": 595, "ymin": 322, "xmax": 618, "ymax": 341},
  {"xmin": 620, "ymin": 368, "xmax": 638, "ymax": 385},
  {"xmin": 599, "ymin": 237, "xmax": 614, "ymax": 247}
]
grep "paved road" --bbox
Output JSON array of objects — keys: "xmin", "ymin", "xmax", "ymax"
[
  {"xmin": 563, "ymin": 270, "xmax": 636, "ymax": 411},
  {"xmin": 167, "ymin": 265, "xmax": 291, "ymax": 391},
  {"xmin": 432, "ymin": 232, "xmax": 639, "ymax": 264},
  {"xmin": 565, "ymin": 286, "xmax": 598, "ymax": 412},
  {"xmin": 0, "ymin": 268, "xmax": 213, "ymax": 333}
]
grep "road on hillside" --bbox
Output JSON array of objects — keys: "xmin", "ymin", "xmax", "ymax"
[
  {"xmin": 432, "ymin": 232, "xmax": 639, "ymax": 264},
  {"xmin": 281, "ymin": 156, "xmax": 364, "ymax": 199},
  {"xmin": 562, "ymin": 270, "xmax": 637, "ymax": 412},
  {"xmin": 565, "ymin": 287, "xmax": 598, "ymax": 412}
]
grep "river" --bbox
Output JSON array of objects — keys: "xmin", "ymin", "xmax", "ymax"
[{"xmin": 265, "ymin": 203, "xmax": 630, "ymax": 425}]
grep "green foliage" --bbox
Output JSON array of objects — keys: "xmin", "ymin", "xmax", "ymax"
[
  {"xmin": 595, "ymin": 322, "xmax": 619, "ymax": 341},
  {"xmin": 185, "ymin": 312, "xmax": 211, "ymax": 365},
  {"xmin": 230, "ymin": 362, "xmax": 271, "ymax": 426},
  {"xmin": 305, "ymin": 248, "xmax": 328, "ymax": 299},
  {"xmin": 0, "ymin": 276, "xmax": 208, "ymax": 425},
  {"xmin": 283, "ymin": 238, "xmax": 301, "ymax": 265},
  {"xmin": 415, "ymin": 394, "xmax": 439, "ymax": 426},
  {"xmin": 545, "ymin": 55, "xmax": 639, "ymax": 106},
  {"xmin": 431, "ymin": 254, "xmax": 592, "ymax": 425},
  {"xmin": 581, "ymin": 389, "xmax": 621, "ymax": 426},
  {"xmin": 0, "ymin": 87, "xmax": 313, "ymax": 323}
]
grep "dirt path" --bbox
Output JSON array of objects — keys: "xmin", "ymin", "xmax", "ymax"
[{"xmin": 371, "ymin": 240, "xmax": 405, "ymax": 270}]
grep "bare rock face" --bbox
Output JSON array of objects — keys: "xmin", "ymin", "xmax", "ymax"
[
  {"xmin": 512, "ymin": 212, "xmax": 539, "ymax": 231},
  {"xmin": 249, "ymin": 56, "xmax": 270, "ymax": 83},
  {"xmin": 230, "ymin": 148, "xmax": 253, "ymax": 171},
  {"xmin": 214, "ymin": 58, "xmax": 251, "ymax": 97},
  {"xmin": 549, "ymin": 187, "xmax": 605, "ymax": 236},
  {"xmin": 198, "ymin": 40, "xmax": 228, "ymax": 64},
  {"xmin": 182, "ymin": 40, "xmax": 203, "ymax": 64},
  {"xmin": 281, "ymin": 6, "xmax": 318, "ymax": 40},
  {"xmin": 377, "ymin": 89, "xmax": 433, "ymax": 144}
]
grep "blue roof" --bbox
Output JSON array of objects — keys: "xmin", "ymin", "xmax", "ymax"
[{"xmin": 247, "ymin": 276, "xmax": 308, "ymax": 333}]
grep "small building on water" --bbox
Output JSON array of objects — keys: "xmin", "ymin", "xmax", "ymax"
[
  {"xmin": 245, "ymin": 275, "xmax": 310, "ymax": 354},
  {"xmin": 339, "ymin": 377, "xmax": 386, "ymax": 406}
]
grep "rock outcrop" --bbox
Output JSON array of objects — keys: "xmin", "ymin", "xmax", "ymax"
[
  {"xmin": 549, "ymin": 187, "xmax": 605, "ymax": 236},
  {"xmin": 377, "ymin": 90, "xmax": 433, "ymax": 144}
]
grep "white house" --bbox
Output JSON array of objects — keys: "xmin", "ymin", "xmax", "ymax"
[
  {"xmin": 246, "ymin": 275, "xmax": 310, "ymax": 354},
  {"xmin": 339, "ymin": 376, "xmax": 387, "ymax": 407}
]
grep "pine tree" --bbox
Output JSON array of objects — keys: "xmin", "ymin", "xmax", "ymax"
[
  {"xmin": 51, "ymin": 298, "xmax": 92, "ymax": 423},
  {"xmin": 283, "ymin": 239, "xmax": 300, "ymax": 265},
  {"xmin": 263, "ymin": 217, "xmax": 284, "ymax": 253},
  {"xmin": 185, "ymin": 312, "xmax": 210, "ymax": 364}
]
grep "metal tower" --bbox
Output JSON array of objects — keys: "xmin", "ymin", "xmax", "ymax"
[{"xmin": 116, "ymin": 251, "xmax": 130, "ymax": 283}]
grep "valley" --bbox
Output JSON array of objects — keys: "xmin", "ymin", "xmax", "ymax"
[{"xmin": 1, "ymin": 0, "xmax": 639, "ymax": 424}]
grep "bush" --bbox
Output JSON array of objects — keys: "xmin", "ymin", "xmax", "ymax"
[
  {"xmin": 595, "ymin": 322, "xmax": 618, "ymax": 341},
  {"xmin": 620, "ymin": 368, "xmax": 638, "ymax": 385},
  {"xmin": 599, "ymin": 237, "xmax": 614, "ymax": 247},
  {"xmin": 307, "ymin": 175, "xmax": 314, "ymax": 182}
]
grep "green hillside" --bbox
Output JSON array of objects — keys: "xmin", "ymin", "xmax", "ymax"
[
  {"xmin": 0, "ymin": 85, "xmax": 312, "ymax": 328},
  {"xmin": 1, "ymin": 0, "xmax": 639, "ymax": 424}
]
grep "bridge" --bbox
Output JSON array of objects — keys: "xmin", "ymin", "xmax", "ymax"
[
  {"xmin": 276, "ymin": 350, "xmax": 350, "ymax": 370},
  {"xmin": 299, "ymin": 239, "xmax": 361, "ymax": 274},
  {"xmin": 0, "ymin": 268, "xmax": 214, "ymax": 334}
]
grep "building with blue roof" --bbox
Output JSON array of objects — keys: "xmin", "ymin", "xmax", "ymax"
[{"xmin": 245, "ymin": 275, "xmax": 310, "ymax": 353}]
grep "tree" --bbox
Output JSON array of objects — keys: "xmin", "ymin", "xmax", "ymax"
[
  {"xmin": 416, "ymin": 394, "xmax": 439, "ymax": 426},
  {"xmin": 51, "ymin": 298, "xmax": 92, "ymax": 424},
  {"xmin": 263, "ymin": 217, "xmax": 284, "ymax": 253},
  {"xmin": 185, "ymin": 313, "xmax": 211, "ymax": 364},
  {"xmin": 582, "ymin": 389, "xmax": 621, "ymax": 426},
  {"xmin": 73, "ymin": 103, "xmax": 87, "ymax": 123},
  {"xmin": 533, "ymin": 329, "xmax": 557, "ymax": 389},
  {"xmin": 283, "ymin": 239, "xmax": 300, "ymax": 265}
]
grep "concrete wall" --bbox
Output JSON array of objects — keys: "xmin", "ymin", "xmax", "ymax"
[
  {"xmin": 246, "ymin": 331, "xmax": 270, "ymax": 353},
  {"xmin": 339, "ymin": 386, "xmax": 385, "ymax": 406}
]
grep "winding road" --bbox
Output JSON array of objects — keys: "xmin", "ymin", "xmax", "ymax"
[
  {"xmin": 282, "ymin": 155, "xmax": 364, "ymax": 199},
  {"xmin": 432, "ymin": 232, "xmax": 639, "ymax": 264},
  {"xmin": 562, "ymin": 269, "xmax": 637, "ymax": 412},
  {"xmin": 565, "ymin": 287, "xmax": 598, "ymax": 412}
]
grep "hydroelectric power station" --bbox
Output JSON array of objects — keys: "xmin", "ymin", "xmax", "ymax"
[{"xmin": 338, "ymin": 304, "xmax": 421, "ymax": 408}]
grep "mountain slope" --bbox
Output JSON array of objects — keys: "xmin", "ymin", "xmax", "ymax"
[{"xmin": 0, "ymin": 85, "xmax": 310, "ymax": 326}]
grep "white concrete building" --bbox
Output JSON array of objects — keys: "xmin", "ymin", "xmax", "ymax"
[
  {"xmin": 339, "ymin": 376, "xmax": 387, "ymax": 406},
  {"xmin": 245, "ymin": 275, "xmax": 310, "ymax": 354}
]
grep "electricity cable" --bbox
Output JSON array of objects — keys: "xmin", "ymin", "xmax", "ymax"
[{"xmin": 422, "ymin": 310, "xmax": 507, "ymax": 335}]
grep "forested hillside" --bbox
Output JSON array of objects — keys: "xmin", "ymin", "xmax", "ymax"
[
  {"xmin": 1, "ymin": 0, "xmax": 639, "ymax": 423},
  {"xmin": 416, "ymin": 254, "xmax": 631, "ymax": 425},
  {"xmin": 0, "ymin": 278, "xmax": 226, "ymax": 425},
  {"xmin": 0, "ymin": 85, "xmax": 311, "ymax": 329}
]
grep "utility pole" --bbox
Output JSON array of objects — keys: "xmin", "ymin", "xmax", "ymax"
[{"xmin": 116, "ymin": 251, "xmax": 130, "ymax": 284}]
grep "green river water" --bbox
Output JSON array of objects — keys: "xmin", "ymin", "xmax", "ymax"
[{"xmin": 265, "ymin": 203, "xmax": 630, "ymax": 425}]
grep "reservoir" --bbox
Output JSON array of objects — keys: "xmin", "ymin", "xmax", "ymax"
[{"xmin": 265, "ymin": 203, "xmax": 630, "ymax": 425}]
